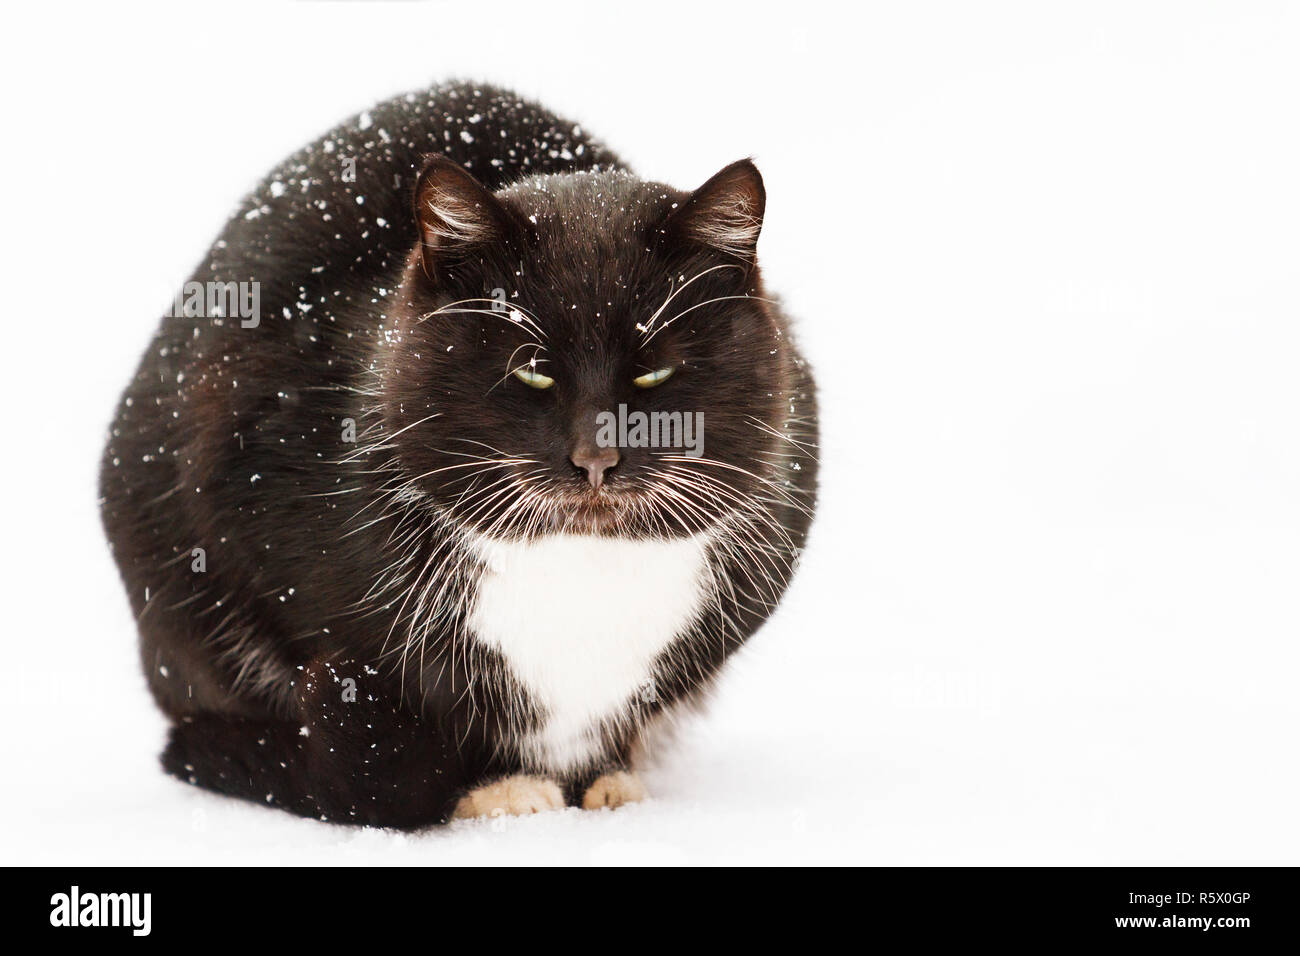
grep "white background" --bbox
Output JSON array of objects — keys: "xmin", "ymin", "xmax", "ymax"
[{"xmin": 2, "ymin": 1, "xmax": 1297, "ymax": 864}]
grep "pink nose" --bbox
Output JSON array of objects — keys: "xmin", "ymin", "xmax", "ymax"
[{"xmin": 571, "ymin": 446, "xmax": 620, "ymax": 490}]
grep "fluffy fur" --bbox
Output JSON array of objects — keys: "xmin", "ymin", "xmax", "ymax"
[{"xmin": 100, "ymin": 80, "xmax": 818, "ymax": 828}]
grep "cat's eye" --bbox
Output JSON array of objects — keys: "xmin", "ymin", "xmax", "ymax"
[
  {"xmin": 512, "ymin": 366, "xmax": 555, "ymax": 390},
  {"xmin": 633, "ymin": 367, "xmax": 675, "ymax": 388}
]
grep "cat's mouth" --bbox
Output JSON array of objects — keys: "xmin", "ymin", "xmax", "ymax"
[{"xmin": 546, "ymin": 489, "xmax": 630, "ymax": 534}]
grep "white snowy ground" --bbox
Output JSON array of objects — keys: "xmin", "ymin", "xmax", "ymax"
[{"xmin": 4, "ymin": 2, "xmax": 1299, "ymax": 865}]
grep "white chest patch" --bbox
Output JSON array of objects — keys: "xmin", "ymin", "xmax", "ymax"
[{"xmin": 467, "ymin": 532, "xmax": 712, "ymax": 775}]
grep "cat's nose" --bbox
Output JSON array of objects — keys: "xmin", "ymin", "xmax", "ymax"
[{"xmin": 570, "ymin": 445, "xmax": 620, "ymax": 490}]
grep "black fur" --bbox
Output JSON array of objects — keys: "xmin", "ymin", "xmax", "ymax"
[{"xmin": 101, "ymin": 80, "xmax": 818, "ymax": 827}]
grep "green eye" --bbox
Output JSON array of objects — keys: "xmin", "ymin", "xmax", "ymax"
[
  {"xmin": 513, "ymin": 366, "xmax": 555, "ymax": 389},
  {"xmin": 633, "ymin": 367, "xmax": 675, "ymax": 388}
]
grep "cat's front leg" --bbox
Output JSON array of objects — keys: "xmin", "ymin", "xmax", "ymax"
[
  {"xmin": 450, "ymin": 774, "xmax": 566, "ymax": 819},
  {"xmin": 561, "ymin": 764, "xmax": 648, "ymax": 810},
  {"xmin": 581, "ymin": 770, "xmax": 647, "ymax": 810},
  {"xmin": 448, "ymin": 769, "xmax": 646, "ymax": 817}
]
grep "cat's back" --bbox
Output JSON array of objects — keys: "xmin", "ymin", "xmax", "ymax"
[{"xmin": 208, "ymin": 81, "xmax": 624, "ymax": 285}]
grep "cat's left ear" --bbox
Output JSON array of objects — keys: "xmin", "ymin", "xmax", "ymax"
[{"xmin": 664, "ymin": 159, "xmax": 766, "ymax": 263}]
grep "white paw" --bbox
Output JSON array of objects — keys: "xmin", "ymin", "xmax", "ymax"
[
  {"xmin": 581, "ymin": 771, "xmax": 647, "ymax": 810},
  {"xmin": 452, "ymin": 774, "xmax": 566, "ymax": 819}
]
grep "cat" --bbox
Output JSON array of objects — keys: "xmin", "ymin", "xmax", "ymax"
[{"xmin": 100, "ymin": 80, "xmax": 818, "ymax": 828}]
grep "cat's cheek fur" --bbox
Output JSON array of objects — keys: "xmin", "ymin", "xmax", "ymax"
[{"xmin": 466, "ymin": 531, "xmax": 714, "ymax": 776}]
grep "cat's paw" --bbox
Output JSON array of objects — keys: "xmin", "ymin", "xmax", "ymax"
[
  {"xmin": 581, "ymin": 771, "xmax": 647, "ymax": 810},
  {"xmin": 451, "ymin": 774, "xmax": 566, "ymax": 819}
]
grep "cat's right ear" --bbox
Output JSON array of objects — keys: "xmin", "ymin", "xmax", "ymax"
[{"xmin": 413, "ymin": 155, "xmax": 514, "ymax": 283}]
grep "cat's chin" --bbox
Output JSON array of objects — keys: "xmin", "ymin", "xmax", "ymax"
[{"xmin": 546, "ymin": 495, "xmax": 627, "ymax": 535}]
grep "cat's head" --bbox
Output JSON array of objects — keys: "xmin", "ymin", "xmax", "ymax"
[{"xmin": 373, "ymin": 154, "xmax": 795, "ymax": 540}]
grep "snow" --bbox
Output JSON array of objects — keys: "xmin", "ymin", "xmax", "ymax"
[{"xmin": 4, "ymin": 1, "xmax": 1300, "ymax": 864}]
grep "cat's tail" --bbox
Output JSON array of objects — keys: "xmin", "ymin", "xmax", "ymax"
[
  {"xmin": 162, "ymin": 714, "xmax": 317, "ymax": 817},
  {"xmin": 160, "ymin": 661, "xmax": 469, "ymax": 829}
]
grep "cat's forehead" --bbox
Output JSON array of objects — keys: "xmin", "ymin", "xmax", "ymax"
[
  {"xmin": 502, "ymin": 170, "xmax": 679, "ymax": 247},
  {"xmin": 495, "ymin": 171, "xmax": 687, "ymax": 336}
]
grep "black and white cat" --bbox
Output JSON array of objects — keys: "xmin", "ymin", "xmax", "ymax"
[{"xmin": 100, "ymin": 81, "xmax": 818, "ymax": 827}]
